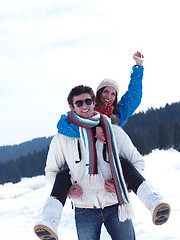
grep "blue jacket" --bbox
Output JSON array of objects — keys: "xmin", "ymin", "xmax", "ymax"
[
  {"xmin": 57, "ymin": 65, "xmax": 144, "ymax": 137},
  {"xmin": 117, "ymin": 65, "xmax": 144, "ymax": 126}
]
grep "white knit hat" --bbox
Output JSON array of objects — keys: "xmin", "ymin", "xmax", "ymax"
[{"xmin": 96, "ymin": 78, "xmax": 119, "ymax": 94}]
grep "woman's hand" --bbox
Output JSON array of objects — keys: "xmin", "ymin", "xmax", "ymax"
[
  {"xmin": 104, "ymin": 179, "xmax": 116, "ymax": 193},
  {"xmin": 133, "ymin": 51, "xmax": 144, "ymax": 66},
  {"xmin": 95, "ymin": 126, "xmax": 106, "ymax": 144},
  {"xmin": 67, "ymin": 185, "xmax": 83, "ymax": 198}
]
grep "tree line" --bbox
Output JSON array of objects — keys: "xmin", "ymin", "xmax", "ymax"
[
  {"xmin": 123, "ymin": 102, "xmax": 180, "ymax": 155},
  {"xmin": 0, "ymin": 148, "xmax": 48, "ymax": 184},
  {"xmin": 0, "ymin": 136, "xmax": 52, "ymax": 163},
  {"xmin": 0, "ymin": 101, "xmax": 180, "ymax": 184}
]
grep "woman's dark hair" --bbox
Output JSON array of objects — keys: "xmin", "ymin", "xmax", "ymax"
[
  {"xmin": 67, "ymin": 85, "xmax": 95, "ymax": 106},
  {"xmin": 95, "ymin": 87, "xmax": 119, "ymax": 114}
]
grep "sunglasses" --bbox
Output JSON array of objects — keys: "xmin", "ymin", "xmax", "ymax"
[{"xmin": 74, "ymin": 98, "xmax": 93, "ymax": 107}]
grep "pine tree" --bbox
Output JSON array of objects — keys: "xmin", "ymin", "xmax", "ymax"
[
  {"xmin": 0, "ymin": 161, "xmax": 21, "ymax": 184},
  {"xmin": 173, "ymin": 121, "xmax": 180, "ymax": 151},
  {"xmin": 143, "ymin": 128, "xmax": 155, "ymax": 150},
  {"xmin": 158, "ymin": 122, "xmax": 172, "ymax": 149},
  {"xmin": 133, "ymin": 130, "xmax": 151, "ymax": 155}
]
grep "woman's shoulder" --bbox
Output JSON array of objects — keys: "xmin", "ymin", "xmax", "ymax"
[
  {"xmin": 110, "ymin": 114, "xmax": 120, "ymax": 125},
  {"xmin": 52, "ymin": 132, "xmax": 73, "ymax": 143}
]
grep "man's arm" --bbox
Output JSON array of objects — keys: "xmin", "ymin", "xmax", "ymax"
[
  {"xmin": 45, "ymin": 134, "xmax": 66, "ymax": 185},
  {"xmin": 113, "ymin": 125, "xmax": 145, "ymax": 174}
]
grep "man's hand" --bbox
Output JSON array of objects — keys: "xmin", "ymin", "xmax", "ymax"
[
  {"xmin": 95, "ymin": 126, "xmax": 106, "ymax": 144},
  {"xmin": 133, "ymin": 51, "xmax": 144, "ymax": 66},
  {"xmin": 104, "ymin": 179, "xmax": 116, "ymax": 193},
  {"xmin": 67, "ymin": 185, "xmax": 83, "ymax": 198}
]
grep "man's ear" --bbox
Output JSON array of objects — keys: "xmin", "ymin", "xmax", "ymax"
[{"xmin": 70, "ymin": 104, "xmax": 74, "ymax": 111}]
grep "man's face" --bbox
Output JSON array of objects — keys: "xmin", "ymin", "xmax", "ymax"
[{"xmin": 70, "ymin": 93, "xmax": 95, "ymax": 119}]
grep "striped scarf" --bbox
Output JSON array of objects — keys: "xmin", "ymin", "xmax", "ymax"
[{"xmin": 68, "ymin": 110, "xmax": 129, "ymax": 207}]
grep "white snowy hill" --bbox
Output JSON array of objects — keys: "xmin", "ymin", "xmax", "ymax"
[{"xmin": 0, "ymin": 149, "xmax": 180, "ymax": 240}]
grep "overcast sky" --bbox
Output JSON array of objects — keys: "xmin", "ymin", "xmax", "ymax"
[{"xmin": 0, "ymin": 0, "xmax": 180, "ymax": 146}]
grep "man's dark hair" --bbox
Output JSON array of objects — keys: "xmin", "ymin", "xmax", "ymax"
[{"xmin": 67, "ymin": 85, "xmax": 95, "ymax": 105}]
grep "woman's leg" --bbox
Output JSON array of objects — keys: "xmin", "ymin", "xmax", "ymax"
[
  {"xmin": 120, "ymin": 157, "xmax": 145, "ymax": 194},
  {"xmin": 50, "ymin": 168, "xmax": 72, "ymax": 206},
  {"xmin": 34, "ymin": 168, "xmax": 72, "ymax": 240},
  {"xmin": 120, "ymin": 157, "xmax": 171, "ymax": 225}
]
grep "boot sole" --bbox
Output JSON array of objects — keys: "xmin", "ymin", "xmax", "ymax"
[
  {"xmin": 153, "ymin": 203, "xmax": 171, "ymax": 225},
  {"xmin": 34, "ymin": 224, "xmax": 58, "ymax": 240}
]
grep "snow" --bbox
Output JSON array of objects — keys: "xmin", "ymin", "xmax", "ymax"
[{"xmin": 0, "ymin": 149, "xmax": 180, "ymax": 239}]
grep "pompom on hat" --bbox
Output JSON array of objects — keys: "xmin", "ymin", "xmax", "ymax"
[{"xmin": 96, "ymin": 78, "xmax": 119, "ymax": 94}]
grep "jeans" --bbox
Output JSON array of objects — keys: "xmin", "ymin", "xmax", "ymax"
[{"xmin": 75, "ymin": 204, "xmax": 135, "ymax": 240}]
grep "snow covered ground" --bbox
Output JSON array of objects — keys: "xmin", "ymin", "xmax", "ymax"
[{"xmin": 0, "ymin": 149, "xmax": 180, "ymax": 240}]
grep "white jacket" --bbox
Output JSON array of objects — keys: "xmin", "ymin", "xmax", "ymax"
[{"xmin": 45, "ymin": 124, "xmax": 145, "ymax": 209}]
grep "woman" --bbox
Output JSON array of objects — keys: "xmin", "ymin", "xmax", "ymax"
[{"xmin": 34, "ymin": 52, "xmax": 170, "ymax": 240}]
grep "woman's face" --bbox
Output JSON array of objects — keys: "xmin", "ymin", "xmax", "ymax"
[{"xmin": 101, "ymin": 86, "xmax": 116, "ymax": 105}]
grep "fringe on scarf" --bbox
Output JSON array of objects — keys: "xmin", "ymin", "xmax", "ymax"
[{"xmin": 118, "ymin": 200, "xmax": 135, "ymax": 222}]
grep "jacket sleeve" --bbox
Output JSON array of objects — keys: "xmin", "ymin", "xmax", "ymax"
[
  {"xmin": 45, "ymin": 134, "xmax": 66, "ymax": 185},
  {"xmin": 117, "ymin": 66, "xmax": 144, "ymax": 127},
  {"xmin": 113, "ymin": 125, "xmax": 145, "ymax": 174}
]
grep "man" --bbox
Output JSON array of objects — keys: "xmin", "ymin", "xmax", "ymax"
[{"xmin": 35, "ymin": 85, "xmax": 147, "ymax": 240}]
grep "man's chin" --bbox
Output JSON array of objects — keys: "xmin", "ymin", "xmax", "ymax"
[
  {"xmin": 79, "ymin": 113, "xmax": 92, "ymax": 119},
  {"xmin": 81, "ymin": 114, "xmax": 91, "ymax": 119}
]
